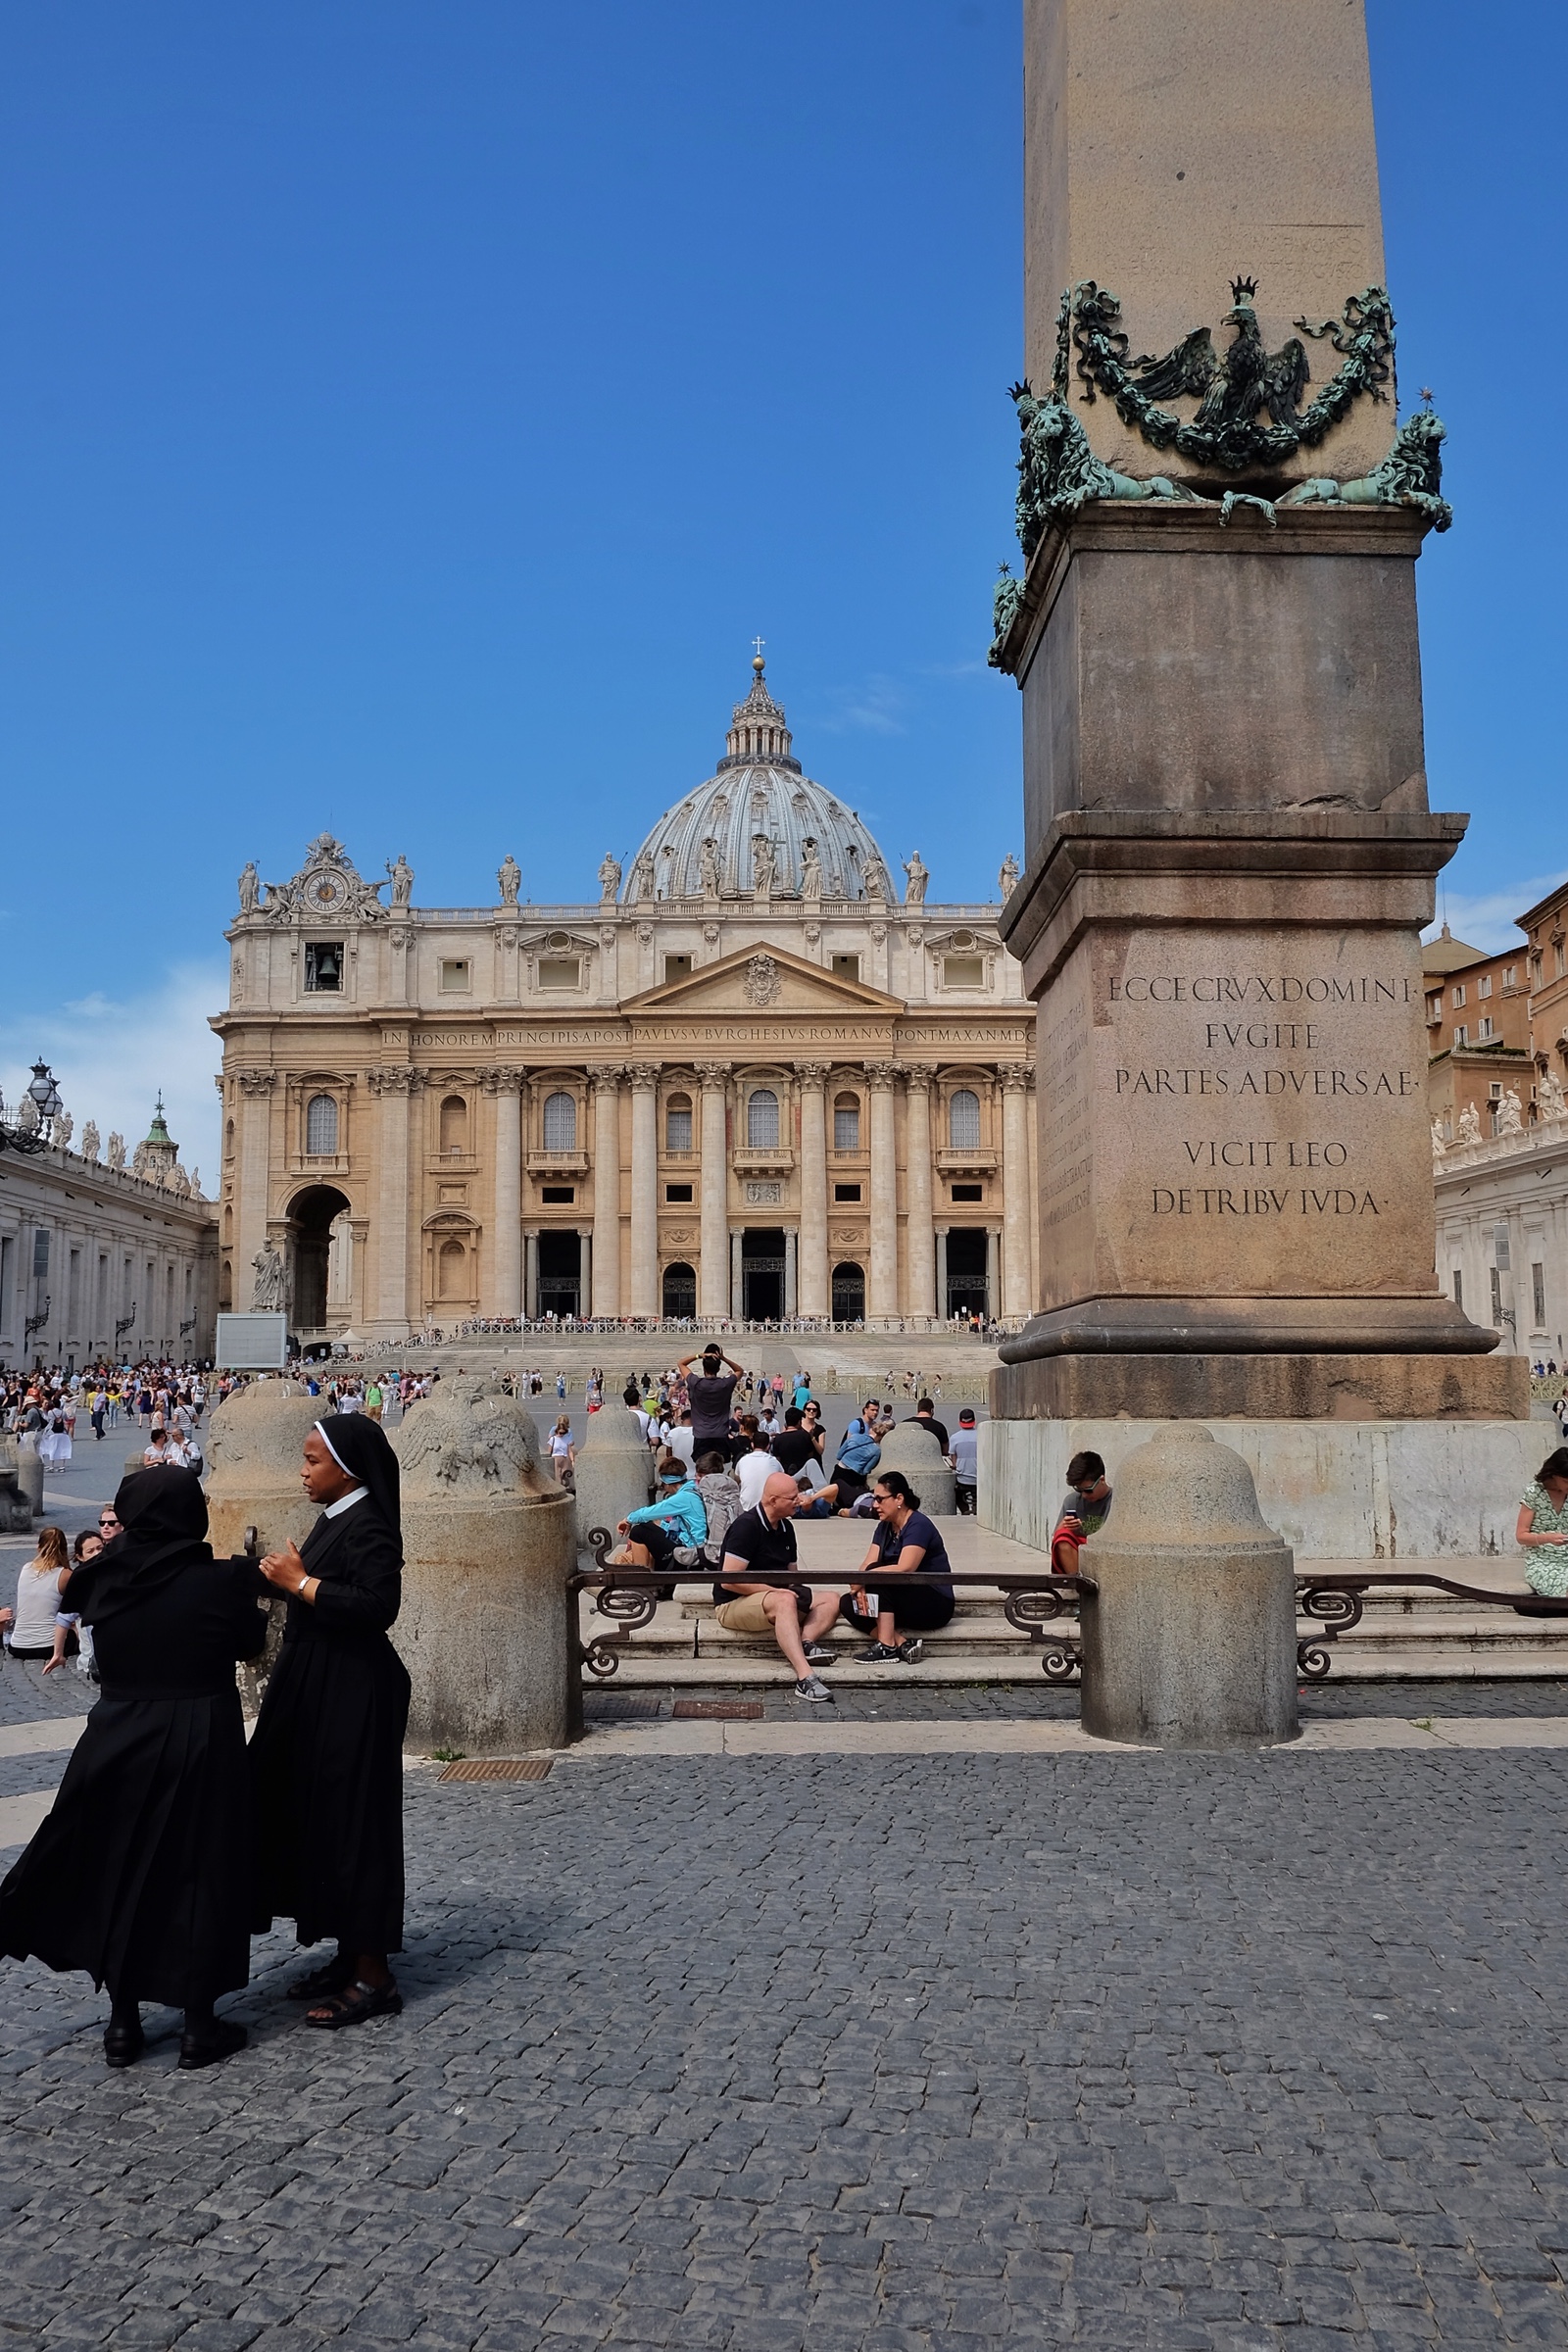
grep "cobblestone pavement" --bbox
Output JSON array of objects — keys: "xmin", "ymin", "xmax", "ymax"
[{"xmin": 3, "ymin": 1738, "xmax": 1568, "ymax": 2347}]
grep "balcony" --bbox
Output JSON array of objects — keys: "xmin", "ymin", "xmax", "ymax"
[
  {"xmin": 526, "ymin": 1150, "xmax": 590, "ymax": 1176},
  {"xmin": 936, "ymin": 1148, "xmax": 998, "ymax": 1175},
  {"xmin": 733, "ymin": 1145, "xmax": 796, "ymax": 1177}
]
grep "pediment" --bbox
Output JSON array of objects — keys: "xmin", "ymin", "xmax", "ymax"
[{"xmin": 624, "ymin": 945, "xmax": 903, "ymax": 1015}]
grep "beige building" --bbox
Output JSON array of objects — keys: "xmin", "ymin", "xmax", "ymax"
[
  {"xmin": 212, "ymin": 661, "xmax": 1036, "ymax": 1340},
  {"xmin": 0, "ymin": 1095, "xmax": 219, "ymax": 1370}
]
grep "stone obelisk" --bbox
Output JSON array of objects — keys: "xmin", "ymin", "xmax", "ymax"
[{"xmin": 986, "ymin": 0, "xmax": 1530, "ymax": 1559}]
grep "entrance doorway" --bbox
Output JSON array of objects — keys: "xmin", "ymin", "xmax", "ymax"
[
  {"xmin": 741, "ymin": 1228, "xmax": 785, "ymax": 1320},
  {"xmin": 538, "ymin": 1230, "xmax": 582, "ymax": 1318},
  {"xmin": 946, "ymin": 1229, "xmax": 989, "ymax": 1319},
  {"xmin": 662, "ymin": 1260, "xmax": 696, "ymax": 1317},
  {"xmin": 287, "ymin": 1184, "xmax": 351, "ymax": 1334},
  {"xmin": 831, "ymin": 1261, "xmax": 864, "ymax": 1323}
]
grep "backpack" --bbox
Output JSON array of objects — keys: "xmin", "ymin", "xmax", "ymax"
[{"xmin": 836, "ymin": 1420, "xmax": 881, "ymax": 1476}]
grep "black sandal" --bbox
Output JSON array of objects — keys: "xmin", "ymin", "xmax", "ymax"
[
  {"xmin": 304, "ymin": 1977, "xmax": 402, "ymax": 2030},
  {"xmin": 288, "ymin": 1954, "xmax": 355, "ymax": 2002}
]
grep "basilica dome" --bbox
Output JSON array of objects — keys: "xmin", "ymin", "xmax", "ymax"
[{"xmin": 622, "ymin": 658, "xmax": 893, "ymax": 904}]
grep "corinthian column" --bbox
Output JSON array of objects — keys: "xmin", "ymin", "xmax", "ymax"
[
  {"xmin": 697, "ymin": 1063, "xmax": 729, "ymax": 1318},
  {"xmin": 1001, "ymin": 1065, "xmax": 1034, "ymax": 1320},
  {"xmin": 591, "ymin": 1068, "xmax": 623, "ymax": 1318},
  {"xmin": 866, "ymin": 1063, "xmax": 900, "ymax": 1324},
  {"xmin": 904, "ymin": 1069, "xmax": 935, "ymax": 1319},
  {"xmin": 482, "ymin": 1067, "xmax": 523, "ymax": 1318},
  {"xmin": 370, "ymin": 1067, "xmax": 421, "ymax": 1330},
  {"xmin": 234, "ymin": 1071, "xmax": 275, "ymax": 1299},
  {"xmin": 796, "ymin": 1062, "xmax": 830, "ymax": 1320},
  {"xmin": 628, "ymin": 1066, "xmax": 660, "ymax": 1319}
]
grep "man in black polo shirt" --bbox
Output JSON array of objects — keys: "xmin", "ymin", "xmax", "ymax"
[{"xmin": 712, "ymin": 1470, "xmax": 844, "ymax": 1703}]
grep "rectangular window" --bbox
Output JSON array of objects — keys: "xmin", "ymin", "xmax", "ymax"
[
  {"xmin": 833, "ymin": 1183, "xmax": 862, "ymax": 1202},
  {"xmin": 1494, "ymin": 1222, "xmax": 1511, "ymax": 1270},
  {"xmin": 665, "ymin": 1105, "xmax": 693, "ymax": 1152},
  {"xmin": 830, "ymin": 954, "xmax": 860, "ymax": 982},
  {"xmin": 1478, "ymin": 973, "xmax": 1492, "ymax": 999},
  {"xmin": 304, "ymin": 940, "xmax": 343, "ymax": 992},
  {"xmin": 944, "ymin": 956, "xmax": 985, "ymax": 988},
  {"xmin": 1453, "ymin": 1025, "xmax": 1468, "ymax": 1046},
  {"xmin": 1426, "ymin": 996, "xmax": 1442, "ymax": 1023},
  {"xmin": 1452, "ymin": 1268, "xmax": 1463, "ymax": 1309},
  {"xmin": 1451, "ymin": 983, "xmax": 1465, "ymax": 1007},
  {"xmin": 541, "ymin": 1185, "xmax": 575, "ymax": 1204},
  {"xmin": 439, "ymin": 958, "xmax": 471, "ymax": 993},
  {"xmin": 664, "ymin": 1184, "xmax": 693, "ymax": 1203},
  {"xmin": 538, "ymin": 956, "xmax": 580, "ymax": 989},
  {"xmin": 663, "ymin": 955, "xmax": 692, "ymax": 983},
  {"xmin": 32, "ymin": 1229, "xmax": 49, "ymax": 1280},
  {"xmin": 1558, "ymin": 943, "xmax": 1567, "ymax": 978},
  {"xmin": 1504, "ymin": 964, "xmax": 1518, "ymax": 989},
  {"xmin": 951, "ymin": 1183, "xmax": 983, "ymax": 1202},
  {"xmin": 1491, "ymin": 1265, "xmax": 1503, "ymax": 1324},
  {"xmin": 1534, "ymin": 1262, "xmax": 1546, "ymax": 1326},
  {"xmin": 1479, "ymin": 1017, "xmax": 1494, "ymax": 1040}
]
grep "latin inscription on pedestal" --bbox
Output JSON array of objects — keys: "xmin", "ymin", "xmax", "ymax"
[{"xmin": 1039, "ymin": 926, "xmax": 1434, "ymax": 1310}]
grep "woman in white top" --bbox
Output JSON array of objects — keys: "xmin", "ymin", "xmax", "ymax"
[
  {"xmin": 548, "ymin": 1415, "xmax": 575, "ymax": 1487},
  {"xmin": 10, "ymin": 1526, "xmax": 72, "ymax": 1660}
]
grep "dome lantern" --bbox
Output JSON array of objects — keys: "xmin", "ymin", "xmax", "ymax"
[{"xmin": 718, "ymin": 653, "xmax": 801, "ymax": 775}]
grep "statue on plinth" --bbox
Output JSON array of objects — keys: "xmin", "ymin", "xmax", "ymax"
[
  {"xmin": 252, "ymin": 1244, "xmax": 287, "ymax": 1312},
  {"xmin": 800, "ymin": 837, "xmax": 823, "ymax": 906},
  {"xmin": 598, "ymin": 853, "xmax": 622, "ymax": 905},
  {"xmin": 903, "ymin": 852, "xmax": 929, "ymax": 905},
  {"xmin": 237, "ymin": 860, "xmax": 260, "ymax": 916},
  {"xmin": 999, "ymin": 853, "xmax": 1020, "ymax": 898},
  {"xmin": 698, "ymin": 837, "xmax": 722, "ymax": 898},
  {"xmin": 388, "ymin": 853, "xmax": 415, "ymax": 909},
  {"xmin": 1498, "ymin": 1088, "xmax": 1525, "ymax": 1136},
  {"xmin": 862, "ymin": 851, "xmax": 890, "ymax": 904},
  {"xmin": 498, "ymin": 854, "xmax": 521, "ymax": 906},
  {"xmin": 1457, "ymin": 1103, "xmax": 1483, "ymax": 1147},
  {"xmin": 1540, "ymin": 1070, "xmax": 1566, "ymax": 1122},
  {"xmin": 80, "ymin": 1120, "xmax": 100, "ymax": 1163}
]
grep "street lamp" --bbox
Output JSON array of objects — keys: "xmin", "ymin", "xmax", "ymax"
[{"xmin": 0, "ymin": 1059, "xmax": 64, "ymax": 1154}]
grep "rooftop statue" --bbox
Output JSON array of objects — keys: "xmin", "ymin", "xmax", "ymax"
[
  {"xmin": 237, "ymin": 860, "xmax": 260, "ymax": 916},
  {"xmin": 903, "ymin": 852, "xmax": 929, "ymax": 906},
  {"xmin": 498, "ymin": 854, "xmax": 521, "ymax": 907},
  {"xmin": 388, "ymin": 853, "xmax": 415, "ymax": 909},
  {"xmin": 597, "ymin": 853, "xmax": 621, "ymax": 905}
]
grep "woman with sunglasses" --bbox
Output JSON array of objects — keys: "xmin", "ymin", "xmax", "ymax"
[{"xmin": 842, "ymin": 1471, "xmax": 956, "ymax": 1664}]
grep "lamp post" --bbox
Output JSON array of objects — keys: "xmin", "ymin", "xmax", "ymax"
[{"xmin": 0, "ymin": 1060, "xmax": 64, "ymax": 1155}]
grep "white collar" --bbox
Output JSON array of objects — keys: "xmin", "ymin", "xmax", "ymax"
[{"xmin": 323, "ymin": 1485, "xmax": 368, "ymax": 1519}]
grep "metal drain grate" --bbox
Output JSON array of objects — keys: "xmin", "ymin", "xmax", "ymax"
[
  {"xmin": 671, "ymin": 1700, "xmax": 764, "ymax": 1721},
  {"xmin": 584, "ymin": 1694, "xmax": 663, "ymax": 1719},
  {"xmin": 438, "ymin": 1756, "xmax": 554, "ymax": 1783}
]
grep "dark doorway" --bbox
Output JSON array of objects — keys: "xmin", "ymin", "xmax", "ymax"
[
  {"xmin": 946, "ymin": 1229, "xmax": 989, "ymax": 1319},
  {"xmin": 741, "ymin": 1227, "xmax": 785, "ymax": 1320},
  {"xmin": 538, "ymin": 1230, "xmax": 582, "ymax": 1317},
  {"xmin": 831, "ymin": 1261, "xmax": 864, "ymax": 1323},
  {"xmin": 288, "ymin": 1185, "xmax": 350, "ymax": 1334},
  {"xmin": 662, "ymin": 1261, "xmax": 696, "ymax": 1317}
]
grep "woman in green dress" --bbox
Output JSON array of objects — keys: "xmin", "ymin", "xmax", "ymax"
[{"xmin": 1516, "ymin": 1447, "xmax": 1568, "ymax": 1596}]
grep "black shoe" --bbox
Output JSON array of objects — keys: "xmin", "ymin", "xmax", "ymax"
[
  {"xmin": 178, "ymin": 2018, "xmax": 248, "ymax": 2071},
  {"xmin": 898, "ymin": 1639, "xmax": 924, "ymax": 1665},
  {"xmin": 856, "ymin": 1642, "xmax": 903, "ymax": 1663},
  {"xmin": 103, "ymin": 2021, "xmax": 144, "ymax": 2069},
  {"xmin": 803, "ymin": 1642, "xmax": 836, "ymax": 1665}
]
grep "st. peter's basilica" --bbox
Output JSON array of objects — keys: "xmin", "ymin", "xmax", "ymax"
[{"xmin": 213, "ymin": 659, "xmax": 1036, "ymax": 1338}]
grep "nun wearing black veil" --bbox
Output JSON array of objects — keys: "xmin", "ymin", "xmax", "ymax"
[
  {"xmin": 248, "ymin": 1412, "xmax": 411, "ymax": 2029},
  {"xmin": 0, "ymin": 1468, "xmax": 262, "ymax": 2071}
]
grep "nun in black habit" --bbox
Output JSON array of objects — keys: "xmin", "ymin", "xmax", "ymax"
[
  {"xmin": 0, "ymin": 1468, "xmax": 262, "ymax": 2070},
  {"xmin": 248, "ymin": 1412, "xmax": 411, "ymax": 2028}
]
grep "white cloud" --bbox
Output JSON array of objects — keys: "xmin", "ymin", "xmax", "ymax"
[
  {"xmin": 814, "ymin": 675, "xmax": 907, "ymax": 736},
  {"xmin": 1423, "ymin": 872, "xmax": 1568, "ymax": 956},
  {"xmin": 1, "ymin": 960, "xmax": 225, "ymax": 1186}
]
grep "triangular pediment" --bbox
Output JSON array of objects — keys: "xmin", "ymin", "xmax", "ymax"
[{"xmin": 624, "ymin": 944, "xmax": 903, "ymax": 1014}]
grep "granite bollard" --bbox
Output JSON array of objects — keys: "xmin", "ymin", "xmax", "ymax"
[
  {"xmin": 872, "ymin": 1419, "xmax": 956, "ymax": 1516},
  {"xmin": 9, "ymin": 1439, "xmax": 43, "ymax": 1522},
  {"xmin": 0, "ymin": 1441, "xmax": 35, "ymax": 1531},
  {"xmin": 1078, "ymin": 1424, "xmax": 1298, "ymax": 1750},
  {"xmin": 392, "ymin": 1378, "xmax": 576, "ymax": 1753},
  {"xmin": 571, "ymin": 1404, "xmax": 653, "ymax": 1558}
]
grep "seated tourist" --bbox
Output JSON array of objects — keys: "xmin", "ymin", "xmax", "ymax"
[
  {"xmin": 713, "ymin": 1471, "xmax": 844, "ymax": 1703},
  {"xmin": 1517, "ymin": 1446, "xmax": 1568, "ymax": 1596},
  {"xmin": 842, "ymin": 1472, "xmax": 955, "ymax": 1663},
  {"xmin": 1061, "ymin": 1449, "xmax": 1112, "ymax": 1533},
  {"xmin": 1051, "ymin": 1506, "xmax": 1088, "ymax": 1578},
  {"xmin": 612, "ymin": 1470, "xmax": 711, "ymax": 1588}
]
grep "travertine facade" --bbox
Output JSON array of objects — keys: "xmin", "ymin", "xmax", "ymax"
[{"xmin": 212, "ymin": 662, "xmax": 1035, "ymax": 1338}]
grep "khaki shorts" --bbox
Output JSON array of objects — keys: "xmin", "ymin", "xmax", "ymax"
[{"xmin": 713, "ymin": 1592, "xmax": 786, "ymax": 1636}]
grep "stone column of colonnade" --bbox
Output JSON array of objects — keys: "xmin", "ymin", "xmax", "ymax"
[
  {"xmin": 483, "ymin": 1067, "xmax": 523, "ymax": 1318},
  {"xmin": 1001, "ymin": 1066, "xmax": 1034, "ymax": 1320},
  {"xmin": 591, "ymin": 1069, "xmax": 622, "ymax": 1317},
  {"xmin": 796, "ymin": 1063, "xmax": 830, "ymax": 1319},
  {"xmin": 867, "ymin": 1063, "xmax": 900, "ymax": 1323},
  {"xmin": 904, "ymin": 1070, "xmax": 936, "ymax": 1318},
  {"xmin": 628, "ymin": 1067, "xmax": 660, "ymax": 1318},
  {"xmin": 697, "ymin": 1063, "xmax": 729, "ymax": 1318}
]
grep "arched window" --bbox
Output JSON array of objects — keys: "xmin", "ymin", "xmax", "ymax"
[
  {"xmin": 306, "ymin": 1094, "xmax": 338, "ymax": 1156},
  {"xmin": 543, "ymin": 1090, "xmax": 576, "ymax": 1151},
  {"xmin": 439, "ymin": 1095, "xmax": 468, "ymax": 1154},
  {"xmin": 665, "ymin": 1093, "xmax": 693, "ymax": 1152},
  {"xmin": 437, "ymin": 1236, "xmax": 468, "ymax": 1298},
  {"xmin": 950, "ymin": 1089, "xmax": 981, "ymax": 1150},
  {"xmin": 224, "ymin": 1118, "xmax": 235, "ymax": 1158},
  {"xmin": 833, "ymin": 1092, "xmax": 860, "ymax": 1151},
  {"xmin": 747, "ymin": 1088, "xmax": 779, "ymax": 1149}
]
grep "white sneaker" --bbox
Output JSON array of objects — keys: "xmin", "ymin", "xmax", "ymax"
[{"xmin": 792, "ymin": 1675, "xmax": 835, "ymax": 1704}]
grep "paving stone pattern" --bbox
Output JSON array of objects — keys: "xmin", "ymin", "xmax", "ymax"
[{"xmin": 2, "ymin": 1749, "xmax": 1567, "ymax": 2348}]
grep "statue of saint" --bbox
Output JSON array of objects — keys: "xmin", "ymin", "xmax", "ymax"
[
  {"xmin": 1430, "ymin": 1117, "xmax": 1447, "ymax": 1157},
  {"xmin": 627, "ymin": 851, "xmax": 656, "ymax": 905},
  {"xmin": 237, "ymin": 860, "xmax": 260, "ymax": 915},
  {"xmin": 251, "ymin": 1244, "xmax": 287, "ymax": 1311},
  {"xmin": 597, "ymin": 853, "xmax": 622, "ymax": 905},
  {"xmin": 1499, "ymin": 1088, "xmax": 1525, "ymax": 1136},
  {"xmin": 388, "ymin": 853, "xmax": 415, "ymax": 908},
  {"xmin": 80, "ymin": 1120, "xmax": 100, "ymax": 1164},
  {"xmin": 1456, "ymin": 1103, "xmax": 1482, "ymax": 1147},
  {"xmin": 497, "ymin": 854, "xmax": 521, "ymax": 906},
  {"xmin": 800, "ymin": 837, "xmax": 823, "ymax": 906},
  {"xmin": 106, "ymin": 1132, "xmax": 126, "ymax": 1170},
  {"xmin": 862, "ymin": 851, "xmax": 890, "ymax": 903},
  {"xmin": 903, "ymin": 852, "xmax": 929, "ymax": 906},
  {"xmin": 752, "ymin": 834, "xmax": 775, "ymax": 898},
  {"xmin": 698, "ymin": 837, "xmax": 722, "ymax": 898},
  {"xmin": 1540, "ymin": 1069, "xmax": 1566, "ymax": 1121},
  {"xmin": 999, "ymin": 853, "xmax": 1020, "ymax": 898},
  {"xmin": 55, "ymin": 1111, "xmax": 73, "ymax": 1148}
]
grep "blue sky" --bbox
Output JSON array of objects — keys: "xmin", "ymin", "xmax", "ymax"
[{"xmin": 2, "ymin": 0, "xmax": 1562, "ymax": 1169}]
